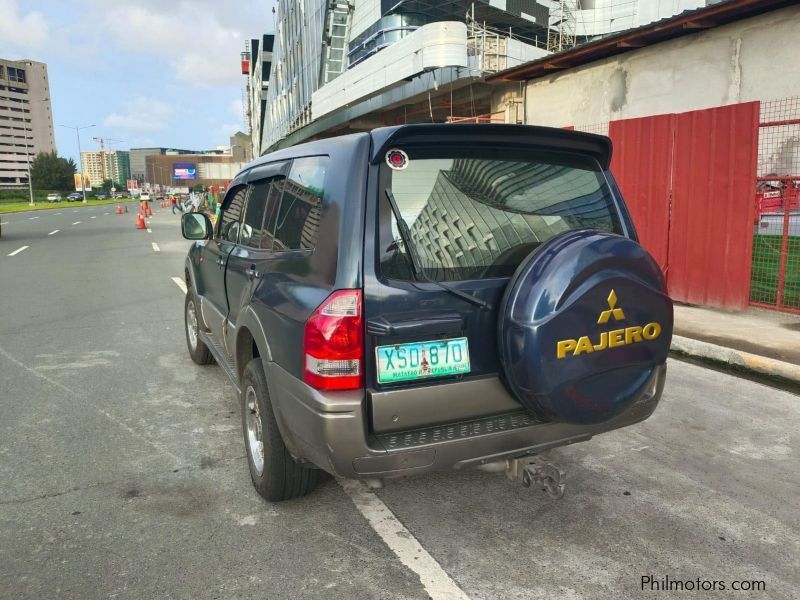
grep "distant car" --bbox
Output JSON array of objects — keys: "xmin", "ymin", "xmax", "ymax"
[
  {"xmin": 96, "ymin": 193, "xmax": 108, "ymax": 200},
  {"xmin": 46, "ymin": 193, "xmax": 62, "ymax": 203},
  {"xmin": 67, "ymin": 192, "xmax": 82, "ymax": 202},
  {"xmin": 140, "ymin": 193, "xmax": 151, "ymax": 201}
]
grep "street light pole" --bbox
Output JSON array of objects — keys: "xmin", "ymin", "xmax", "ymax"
[
  {"xmin": 58, "ymin": 124, "xmax": 95, "ymax": 203},
  {"xmin": 22, "ymin": 128, "xmax": 34, "ymax": 206}
]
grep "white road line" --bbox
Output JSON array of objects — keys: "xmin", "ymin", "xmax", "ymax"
[
  {"xmin": 151, "ymin": 242, "xmax": 160, "ymax": 252},
  {"xmin": 72, "ymin": 221, "xmax": 81, "ymax": 225},
  {"xmin": 48, "ymin": 230, "xmax": 59, "ymax": 236},
  {"xmin": 171, "ymin": 277, "xmax": 187, "ymax": 294},
  {"xmin": 0, "ymin": 221, "xmax": 7, "ymax": 225},
  {"xmin": 54, "ymin": 212, "xmax": 61, "ymax": 215},
  {"xmin": 104, "ymin": 212, "xmax": 109, "ymax": 215},
  {"xmin": 147, "ymin": 228, "xmax": 152, "ymax": 233},
  {"xmin": 339, "ymin": 480, "xmax": 469, "ymax": 600},
  {"xmin": 73, "ymin": 210, "xmax": 79, "ymax": 212},
  {"xmin": 90, "ymin": 215, "xmax": 97, "ymax": 219},
  {"xmin": 28, "ymin": 216, "xmax": 39, "ymax": 220},
  {"xmin": 7, "ymin": 245, "xmax": 29, "ymax": 257}
]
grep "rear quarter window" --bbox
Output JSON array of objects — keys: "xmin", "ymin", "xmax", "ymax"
[
  {"xmin": 273, "ymin": 156, "xmax": 327, "ymax": 251},
  {"xmin": 380, "ymin": 147, "xmax": 623, "ymax": 281}
]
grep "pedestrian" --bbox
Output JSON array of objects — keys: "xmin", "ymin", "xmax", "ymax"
[{"xmin": 171, "ymin": 195, "xmax": 180, "ymax": 214}]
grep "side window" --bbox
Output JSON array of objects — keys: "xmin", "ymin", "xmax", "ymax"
[
  {"xmin": 273, "ymin": 156, "xmax": 327, "ymax": 251},
  {"xmin": 240, "ymin": 179, "xmax": 272, "ymax": 249},
  {"xmin": 218, "ymin": 187, "xmax": 247, "ymax": 243},
  {"xmin": 262, "ymin": 178, "xmax": 284, "ymax": 249}
]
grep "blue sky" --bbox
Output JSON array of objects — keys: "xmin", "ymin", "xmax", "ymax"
[{"xmin": 0, "ymin": 0, "xmax": 277, "ymax": 163}]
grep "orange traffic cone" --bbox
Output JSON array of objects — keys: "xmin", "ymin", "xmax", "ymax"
[
  {"xmin": 146, "ymin": 205, "xmax": 153, "ymax": 217},
  {"xmin": 136, "ymin": 212, "xmax": 146, "ymax": 229},
  {"xmin": 116, "ymin": 205, "xmax": 122, "ymax": 214}
]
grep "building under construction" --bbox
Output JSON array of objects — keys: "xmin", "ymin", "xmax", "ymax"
[{"xmin": 245, "ymin": 0, "xmax": 711, "ymax": 155}]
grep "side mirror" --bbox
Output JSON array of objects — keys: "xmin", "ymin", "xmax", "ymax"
[{"xmin": 182, "ymin": 212, "xmax": 212, "ymax": 240}]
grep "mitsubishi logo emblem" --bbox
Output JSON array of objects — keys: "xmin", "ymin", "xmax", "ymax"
[{"xmin": 597, "ymin": 290, "xmax": 625, "ymax": 324}]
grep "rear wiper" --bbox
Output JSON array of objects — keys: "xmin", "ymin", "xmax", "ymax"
[{"xmin": 384, "ymin": 188, "xmax": 490, "ymax": 311}]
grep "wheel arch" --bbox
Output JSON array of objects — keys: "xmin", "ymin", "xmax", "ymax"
[{"xmin": 235, "ymin": 306, "xmax": 272, "ymax": 381}]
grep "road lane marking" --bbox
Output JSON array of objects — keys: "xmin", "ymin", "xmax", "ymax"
[
  {"xmin": 73, "ymin": 210, "xmax": 79, "ymax": 212},
  {"xmin": 90, "ymin": 216, "xmax": 97, "ymax": 219},
  {"xmin": 72, "ymin": 221, "xmax": 81, "ymax": 225},
  {"xmin": 104, "ymin": 212, "xmax": 109, "ymax": 215},
  {"xmin": 48, "ymin": 230, "xmax": 59, "ymax": 236},
  {"xmin": 172, "ymin": 277, "xmax": 187, "ymax": 294},
  {"xmin": 147, "ymin": 228, "xmax": 152, "ymax": 233},
  {"xmin": 339, "ymin": 479, "xmax": 470, "ymax": 600},
  {"xmin": 7, "ymin": 246, "xmax": 29, "ymax": 257},
  {"xmin": 0, "ymin": 221, "xmax": 7, "ymax": 225},
  {"xmin": 152, "ymin": 242, "xmax": 160, "ymax": 252},
  {"xmin": 28, "ymin": 216, "xmax": 39, "ymax": 220},
  {"xmin": 54, "ymin": 212, "xmax": 61, "ymax": 215}
]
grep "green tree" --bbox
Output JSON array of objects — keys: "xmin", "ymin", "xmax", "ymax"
[
  {"xmin": 30, "ymin": 151, "xmax": 77, "ymax": 191},
  {"xmin": 101, "ymin": 179, "xmax": 113, "ymax": 193}
]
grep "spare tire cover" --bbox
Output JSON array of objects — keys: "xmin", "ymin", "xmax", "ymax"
[{"xmin": 498, "ymin": 230, "xmax": 673, "ymax": 424}]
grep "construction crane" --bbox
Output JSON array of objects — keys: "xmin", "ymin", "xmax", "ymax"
[{"xmin": 92, "ymin": 136, "xmax": 125, "ymax": 182}]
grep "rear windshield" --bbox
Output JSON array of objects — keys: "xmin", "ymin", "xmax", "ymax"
[{"xmin": 379, "ymin": 146, "xmax": 623, "ymax": 281}]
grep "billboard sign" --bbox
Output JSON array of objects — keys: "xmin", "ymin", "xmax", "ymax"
[
  {"xmin": 127, "ymin": 179, "xmax": 138, "ymax": 190},
  {"xmin": 74, "ymin": 173, "xmax": 91, "ymax": 191},
  {"xmin": 172, "ymin": 163, "xmax": 197, "ymax": 180}
]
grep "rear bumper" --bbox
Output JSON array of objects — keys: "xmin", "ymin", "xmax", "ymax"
[{"xmin": 266, "ymin": 362, "xmax": 666, "ymax": 480}]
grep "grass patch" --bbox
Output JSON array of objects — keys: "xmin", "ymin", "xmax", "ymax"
[
  {"xmin": 750, "ymin": 234, "xmax": 800, "ymax": 308},
  {"xmin": 0, "ymin": 199, "xmax": 137, "ymax": 214}
]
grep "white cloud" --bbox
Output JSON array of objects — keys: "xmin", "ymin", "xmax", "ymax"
[
  {"xmin": 96, "ymin": 1, "xmax": 272, "ymax": 88},
  {"xmin": 229, "ymin": 99, "xmax": 244, "ymax": 119},
  {"xmin": 0, "ymin": 0, "xmax": 50, "ymax": 52},
  {"xmin": 104, "ymin": 97, "xmax": 174, "ymax": 133}
]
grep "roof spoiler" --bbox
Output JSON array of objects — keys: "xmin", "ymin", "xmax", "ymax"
[{"xmin": 370, "ymin": 124, "xmax": 612, "ymax": 170}]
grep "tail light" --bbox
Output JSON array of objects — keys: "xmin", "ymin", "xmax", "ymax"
[{"xmin": 303, "ymin": 289, "xmax": 363, "ymax": 390}]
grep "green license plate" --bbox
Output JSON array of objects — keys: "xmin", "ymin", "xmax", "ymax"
[{"xmin": 376, "ymin": 337, "xmax": 471, "ymax": 384}]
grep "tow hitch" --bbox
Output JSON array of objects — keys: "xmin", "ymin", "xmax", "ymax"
[{"xmin": 506, "ymin": 455, "xmax": 566, "ymax": 499}]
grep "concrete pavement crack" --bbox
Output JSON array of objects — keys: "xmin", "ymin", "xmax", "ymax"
[
  {"xmin": 0, "ymin": 455, "xmax": 247, "ymax": 506},
  {"xmin": 0, "ymin": 342, "xmax": 184, "ymax": 465}
]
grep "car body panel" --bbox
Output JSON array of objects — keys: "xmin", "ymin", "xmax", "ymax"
[{"xmin": 181, "ymin": 124, "xmax": 668, "ymax": 481}]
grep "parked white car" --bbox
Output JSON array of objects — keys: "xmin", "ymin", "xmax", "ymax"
[{"xmin": 46, "ymin": 193, "xmax": 62, "ymax": 203}]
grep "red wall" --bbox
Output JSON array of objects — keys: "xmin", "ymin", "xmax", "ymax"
[
  {"xmin": 609, "ymin": 114, "xmax": 675, "ymax": 272},
  {"xmin": 609, "ymin": 102, "xmax": 760, "ymax": 310}
]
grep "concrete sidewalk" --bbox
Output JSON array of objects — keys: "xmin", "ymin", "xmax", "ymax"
[{"xmin": 671, "ymin": 304, "xmax": 800, "ymax": 385}]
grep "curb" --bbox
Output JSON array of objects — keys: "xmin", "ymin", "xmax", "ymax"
[{"xmin": 670, "ymin": 335, "xmax": 800, "ymax": 385}]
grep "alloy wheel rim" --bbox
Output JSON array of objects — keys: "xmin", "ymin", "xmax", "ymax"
[
  {"xmin": 186, "ymin": 300, "xmax": 198, "ymax": 349},
  {"xmin": 245, "ymin": 386, "xmax": 264, "ymax": 475}
]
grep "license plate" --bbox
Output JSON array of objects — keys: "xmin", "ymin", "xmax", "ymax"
[{"xmin": 376, "ymin": 337, "xmax": 471, "ymax": 384}]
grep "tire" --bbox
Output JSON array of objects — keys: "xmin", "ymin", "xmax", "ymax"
[
  {"xmin": 184, "ymin": 289, "xmax": 213, "ymax": 365},
  {"xmin": 241, "ymin": 358, "xmax": 318, "ymax": 502}
]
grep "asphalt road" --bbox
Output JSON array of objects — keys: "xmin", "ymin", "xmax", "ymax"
[{"xmin": 1, "ymin": 204, "xmax": 798, "ymax": 599}]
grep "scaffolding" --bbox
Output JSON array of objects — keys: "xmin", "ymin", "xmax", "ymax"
[
  {"xmin": 321, "ymin": 1, "xmax": 353, "ymax": 85},
  {"xmin": 547, "ymin": 0, "xmax": 578, "ymax": 53}
]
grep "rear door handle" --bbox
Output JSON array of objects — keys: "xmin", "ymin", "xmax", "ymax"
[{"xmin": 245, "ymin": 264, "xmax": 262, "ymax": 280}]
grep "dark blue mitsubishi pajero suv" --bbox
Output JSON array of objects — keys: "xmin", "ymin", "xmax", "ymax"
[{"xmin": 181, "ymin": 124, "xmax": 673, "ymax": 501}]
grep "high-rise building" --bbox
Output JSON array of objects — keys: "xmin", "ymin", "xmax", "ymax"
[
  {"xmin": 244, "ymin": 34, "xmax": 274, "ymax": 158},
  {"xmin": 252, "ymin": 0, "xmax": 713, "ymax": 155},
  {"xmin": 79, "ymin": 150, "xmax": 131, "ymax": 187},
  {"xmin": 0, "ymin": 58, "xmax": 55, "ymax": 189}
]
